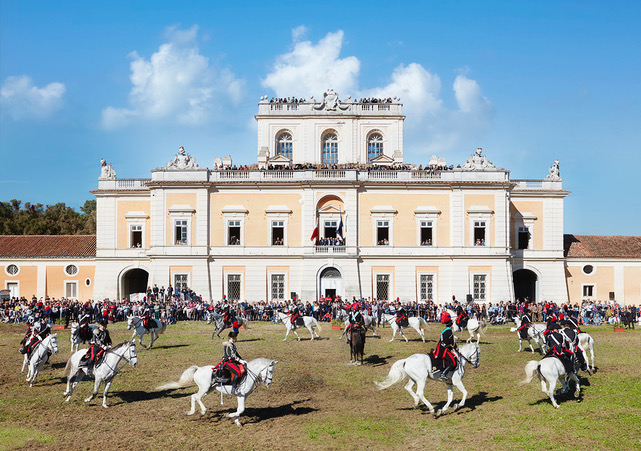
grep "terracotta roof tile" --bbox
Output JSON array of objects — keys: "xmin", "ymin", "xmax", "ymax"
[
  {"xmin": 0, "ymin": 235, "xmax": 96, "ymax": 258},
  {"xmin": 564, "ymin": 234, "xmax": 641, "ymax": 258}
]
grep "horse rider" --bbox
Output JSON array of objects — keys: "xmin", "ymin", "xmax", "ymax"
[
  {"xmin": 78, "ymin": 308, "xmax": 91, "ymax": 341},
  {"xmin": 454, "ymin": 300, "xmax": 469, "ymax": 329},
  {"xmin": 289, "ymin": 306, "xmax": 302, "ymax": 327},
  {"xmin": 346, "ymin": 302, "xmax": 365, "ymax": 343},
  {"xmin": 543, "ymin": 322, "xmax": 575, "ymax": 374},
  {"xmin": 561, "ymin": 320, "xmax": 588, "ymax": 372},
  {"xmin": 517, "ymin": 307, "xmax": 532, "ymax": 340},
  {"xmin": 433, "ymin": 312, "xmax": 458, "ymax": 380},
  {"xmin": 19, "ymin": 312, "xmax": 50, "ymax": 357},
  {"xmin": 222, "ymin": 305, "xmax": 233, "ymax": 327},
  {"xmin": 395, "ymin": 303, "xmax": 408, "ymax": 328},
  {"xmin": 142, "ymin": 304, "xmax": 153, "ymax": 330},
  {"xmin": 220, "ymin": 331, "xmax": 247, "ymax": 393},
  {"xmin": 80, "ymin": 320, "xmax": 112, "ymax": 370},
  {"xmin": 544, "ymin": 313, "xmax": 559, "ymax": 336},
  {"xmin": 565, "ymin": 315, "xmax": 582, "ymax": 334}
]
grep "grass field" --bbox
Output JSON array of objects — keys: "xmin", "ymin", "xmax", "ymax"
[{"xmin": 0, "ymin": 320, "xmax": 640, "ymax": 450}]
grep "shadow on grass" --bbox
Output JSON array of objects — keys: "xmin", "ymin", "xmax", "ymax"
[
  {"xmin": 50, "ymin": 361, "xmax": 68, "ymax": 370},
  {"xmin": 111, "ymin": 388, "xmax": 189, "ymax": 405},
  {"xmin": 151, "ymin": 344, "xmax": 189, "ymax": 350},
  {"xmin": 363, "ymin": 354, "xmax": 392, "ymax": 366},
  {"xmin": 227, "ymin": 399, "xmax": 319, "ymax": 424},
  {"xmin": 455, "ymin": 391, "xmax": 503, "ymax": 413},
  {"xmin": 237, "ymin": 338, "xmax": 261, "ymax": 343}
]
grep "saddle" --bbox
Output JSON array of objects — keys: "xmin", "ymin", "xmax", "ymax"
[
  {"xmin": 543, "ymin": 350, "xmax": 574, "ymax": 375},
  {"xmin": 457, "ymin": 317, "xmax": 469, "ymax": 329},
  {"xmin": 212, "ymin": 360, "xmax": 246, "ymax": 386},
  {"xmin": 396, "ymin": 317, "xmax": 408, "ymax": 328},
  {"xmin": 296, "ymin": 317, "xmax": 304, "ymax": 326},
  {"xmin": 428, "ymin": 351, "xmax": 447, "ymax": 374},
  {"xmin": 518, "ymin": 325, "xmax": 530, "ymax": 339}
]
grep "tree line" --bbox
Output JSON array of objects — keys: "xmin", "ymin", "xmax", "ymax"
[{"xmin": 0, "ymin": 199, "xmax": 96, "ymax": 235}]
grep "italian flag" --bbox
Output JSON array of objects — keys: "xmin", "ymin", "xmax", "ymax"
[{"xmin": 310, "ymin": 210, "xmax": 319, "ymax": 242}]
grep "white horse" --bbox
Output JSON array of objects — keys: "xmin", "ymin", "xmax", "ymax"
[
  {"xmin": 70, "ymin": 322, "xmax": 94, "ymax": 353},
  {"xmin": 22, "ymin": 334, "xmax": 59, "ymax": 387},
  {"xmin": 445, "ymin": 309, "xmax": 487, "ymax": 343},
  {"xmin": 380, "ymin": 313, "xmax": 428, "ymax": 342},
  {"xmin": 375, "ymin": 342, "xmax": 481, "ymax": 417},
  {"xmin": 511, "ymin": 318, "xmax": 547, "ymax": 353},
  {"xmin": 63, "ymin": 341, "xmax": 138, "ymax": 408},
  {"xmin": 274, "ymin": 312, "xmax": 322, "ymax": 341},
  {"xmin": 127, "ymin": 315, "xmax": 167, "ymax": 348},
  {"xmin": 156, "ymin": 358, "xmax": 277, "ymax": 427},
  {"xmin": 521, "ymin": 357, "xmax": 581, "ymax": 409},
  {"xmin": 578, "ymin": 333, "xmax": 595, "ymax": 371},
  {"xmin": 207, "ymin": 311, "xmax": 250, "ymax": 339},
  {"xmin": 336, "ymin": 310, "xmax": 378, "ymax": 339}
]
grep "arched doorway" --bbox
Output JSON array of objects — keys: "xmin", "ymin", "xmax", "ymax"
[
  {"xmin": 513, "ymin": 269, "xmax": 537, "ymax": 303},
  {"xmin": 318, "ymin": 267, "xmax": 343, "ymax": 300},
  {"xmin": 122, "ymin": 268, "xmax": 149, "ymax": 300}
]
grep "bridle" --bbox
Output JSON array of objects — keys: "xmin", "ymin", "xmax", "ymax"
[{"xmin": 457, "ymin": 345, "xmax": 480, "ymax": 369}]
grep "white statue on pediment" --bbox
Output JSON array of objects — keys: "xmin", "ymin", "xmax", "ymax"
[
  {"xmin": 166, "ymin": 146, "xmax": 198, "ymax": 170},
  {"xmin": 99, "ymin": 158, "xmax": 116, "ymax": 179},
  {"xmin": 313, "ymin": 89, "xmax": 349, "ymax": 111},
  {"xmin": 462, "ymin": 147, "xmax": 496, "ymax": 170},
  {"xmin": 545, "ymin": 159, "xmax": 562, "ymax": 181}
]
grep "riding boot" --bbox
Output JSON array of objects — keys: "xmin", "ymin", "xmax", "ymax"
[
  {"xmin": 440, "ymin": 365, "xmax": 453, "ymax": 380},
  {"xmin": 19, "ymin": 346, "xmax": 27, "ymax": 354}
]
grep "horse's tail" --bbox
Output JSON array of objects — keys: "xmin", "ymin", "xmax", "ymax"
[
  {"xmin": 157, "ymin": 321, "xmax": 167, "ymax": 336},
  {"xmin": 418, "ymin": 317, "xmax": 428, "ymax": 330},
  {"xmin": 479, "ymin": 320, "xmax": 488, "ymax": 336},
  {"xmin": 62, "ymin": 357, "xmax": 73, "ymax": 378},
  {"xmin": 520, "ymin": 360, "xmax": 541, "ymax": 385},
  {"xmin": 156, "ymin": 365, "xmax": 199, "ymax": 390},
  {"xmin": 312, "ymin": 318, "xmax": 322, "ymax": 332},
  {"xmin": 375, "ymin": 358, "xmax": 408, "ymax": 390}
]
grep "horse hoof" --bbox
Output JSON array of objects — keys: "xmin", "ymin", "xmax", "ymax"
[
  {"xmin": 574, "ymin": 390, "xmax": 580, "ymax": 398},
  {"xmin": 435, "ymin": 409, "xmax": 442, "ymax": 418},
  {"xmin": 235, "ymin": 419, "xmax": 242, "ymax": 427},
  {"xmin": 84, "ymin": 398, "xmax": 91, "ymax": 403}
]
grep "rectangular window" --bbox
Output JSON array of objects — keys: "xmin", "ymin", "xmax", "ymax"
[
  {"xmin": 420, "ymin": 274, "xmax": 434, "ymax": 301},
  {"xmin": 131, "ymin": 225, "xmax": 143, "ymax": 248},
  {"xmin": 518, "ymin": 226, "xmax": 530, "ymax": 249},
  {"xmin": 272, "ymin": 220, "xmax": 284, "ymax": 245},
  {"xmin": 324, "ymin": 221, "xmax": 337, "ymax": 239},
  {"xmin": 583, "ymin": 285, "xmax": 594, "ymax": 298},
  {"xmin": 473, "ymin": 274, "xmax": 486, "ymax": 301},
  {"xmin": 7, "ymin": 282, "xmax": 19, "ymax": 298},
  {"xmin": 377, "ymin": 221, "xmax": 389, "ymax": 245},
  {"xmin": 228, "ymin": 220, "xmax": 241, "ymax": 245},
  {"xmin": 174, "ymin": 220, "xmax": 188, "ymax": 245},
  {"xmin": 376, "ymin": 274, "xmax": 390, "ymax": 300},
  {"xmin": 474, "ymin": 221, "xmax": 486, "ymax": 246},
  {"xmin": 65, "ymin": 281, "xmax": 78, "ymax": 299},
  {"xmin": 227, "ymin": 274, "xmax": 241, "ymax": 301},
  {"xmin": 174, "ymin": 274, "xmax": 188, "ymax": 290},
  {"xmin": 420, "ymin": 221, "xmax": 433, "ymax": 246},
  {"xmin": 271, "ymin": 274, "xmax": 285, "ymax": 300}
]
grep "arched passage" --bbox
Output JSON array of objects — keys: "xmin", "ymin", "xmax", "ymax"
[
  {"xmin": 513, "ymin": 269, "xmax": 537, "ymax": 303},
  {"xmin": 318, "ymin": 266, "xmax": 343, "ymax": 301},
  {"xmin": 121, "ymin": 268, "xmax": 149, "ymax": 300}
]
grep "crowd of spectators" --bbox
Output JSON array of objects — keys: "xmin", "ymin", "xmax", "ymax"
[
  {"xmin": 269, "ymin": 97, "xmax": 306, "ymax": 104},
  {"xmin": 214, "ymin": 162, "xmax": 456, "ymax": 172},
  {"xmin": 317, "ymin": 237, "xmax": 344, "ymax": 246},
  {"xmin": 2, "ymin": 292, "xmax": 637, "ymax": 330}
]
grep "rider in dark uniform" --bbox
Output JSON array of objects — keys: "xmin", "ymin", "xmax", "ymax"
[
  {"xmin": 434, "ymin": 312, "xmax": 457, "ymax": 380},
  {"xmin": 80, "ymin": 320, "xmax": 112, "ymax": 370},
  {"xmin": 518, "ymin": 308, "xmax": 532, "ymax": 339},
  {"xmin": 78, "ymin": 308, "xmax": 92, "ymax": 341},
  {"xmin": 454, "ymin": 300, "xmax": 468, "ymax": 329},
  {"xmin": 395, "ymin": 305, "xmax": 408, "ymax": 328},
  {"xmin": 142, "ymin": 305, "xmax": 153, "ymax": 330},
  {"xmin": 346, "ymin": 302, "xmax": 365, "ymax": 343},
  {"xmin": 543, "ymin": 322, "xmax": 575, "ymax": 374},
  {"xmin": 561, "ymin": 320, "xmax": 588, "ymax": 372},
  {"xmin": 289, "ymin": 306, "xmax": 302, "ymax": 326},
  {"xmin": 220, "ymin": 331, "xmax": 247, "ymax": 392}
]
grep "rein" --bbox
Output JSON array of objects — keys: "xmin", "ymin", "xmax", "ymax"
[{"xmin": 457, "ymin": 346, "xmax": 480, "ymax": 368}]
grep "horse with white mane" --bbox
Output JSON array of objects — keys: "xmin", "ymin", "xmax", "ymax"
[
  {"xmin": 444, "ymin": 309, "xmax": 487, "ymax": 343},
  {"xmin": 577, "ymin": 333, "xmax": 595, "ymax": 371},
  {"xmin": 22, "ymin": 334, "xmax": 59, "ymax": 387},
  {"xmin": 336, "ymin": 309, "xmax": 377, "ymax": 339},
  {"xmin": 274, "ymin": 311, "xmax": 322, "ymax": 341},
  {"xmin": 127, "ymin": 315, "xmax": 166, "ymax": 348},
  {"xmin": 63, "ymin": 341, "xmax": 138, "ymax": 408},
  {"xmin": 510, "ymin": 318, "xmax": 547, "ymax": 353},
  {"xmin": 376, "ymin": 342, "xmax": 481, "ymax": 417},
  {"xmin": 521, "ymin": 356, "xmax": 581, "ymax": 408},
  {"xmin": 157, "ymin": 358, "xmax": 277, "ymax": 427},
  {"xmin": 70, "ymin": 321, "xmax": 94, "ymax": 353},
  {"xmin": 379, "ymin": 313, "xmax": 428, "ymax": 342}
]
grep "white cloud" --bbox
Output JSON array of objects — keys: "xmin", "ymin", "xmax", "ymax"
[
  {"xmin": 0, "ymin": 75, "xmax": 65, "ymax": 120},
  {"xmin": 102, "ymin": 25, "xmax": 244, "ymax": 129},
  {"xmin": 262, "ymin": 30, "xmax": 360, "ymax": 98},
  {"xmin": 292, "ymin": 25, "xmax": 308, "ymax": 42},
  {"xmin": 453, "ymin": 75, "xmax": 491, "ymax": 114}
]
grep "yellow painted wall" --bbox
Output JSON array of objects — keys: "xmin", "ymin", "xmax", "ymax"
[
  {"xmin": 464, "ymin": 194, "xmax": 495, "ymax": 246},
  {"xmin": 510, "ymin": 201, "xmax": 543, "ymax": 250},
  {"xmin": 359, "ymin": 193, "xmax": 450, "ymax": 246},
  {"xmin": 45, "ymin": 264, "xmax": 95, "ymax": 299},
  {"xmin": 116, "ymin": 200, "xmax": 151, "ymax": 249},
  {"xmin": 566, "ymin": 265, "xmax": 615, "ymax": 302},
  {"xmin": 166, "ymin": 193, "xmax": 197, "ymax": 246},
  {"xmin": 2, "ymin": 265, "xmax": 38, "ymax": 298},
  {"xmin": 623, "ymin": 267, "xmax": 641, "ymax": 305},
  {"xmin": 210, "ymin": 192, "xmax": 302, "ymax": 246}
]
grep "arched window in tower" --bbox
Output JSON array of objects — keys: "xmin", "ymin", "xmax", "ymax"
[
  {"xmin": 322, "ymin": 132, "xmax": 339, "ymax": 164},
  {"xmin": 368, "ymin": 133, "xmax": 384, "ymax": 161},
  {"xmin": 276, "ymin": 132, "xmax": 293, "ymax": 159}
]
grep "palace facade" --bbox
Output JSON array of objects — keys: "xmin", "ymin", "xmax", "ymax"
[{"xmin": 2, "ymin": 91, "xmax": 640, "ymax": 305}]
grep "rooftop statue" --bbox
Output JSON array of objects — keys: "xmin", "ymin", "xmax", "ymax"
[
  {"xmin": 462, "ymin": 147, "xmax": 496, "ymax": 170},
  {"xmin": 545, "ymin": 159, "xmax": 562, "ymax": 181},
  {"xmin": 166, "ymin": 146, "xmax": 199, "ymax": 170},
  {"xmin": 99, "ymin": 158, "xmax": 116, "ymax": 179},
  {"xmin": 313, "ymin": 89, "xmax": 349, "ymax": 111}
]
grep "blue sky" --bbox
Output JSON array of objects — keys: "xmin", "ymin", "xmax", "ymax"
[{"xmin": 1, "ymin": 1, "xmax": 640, "ymax": 235}]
